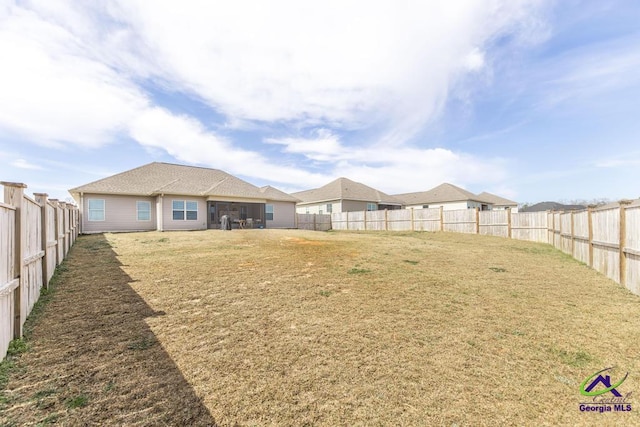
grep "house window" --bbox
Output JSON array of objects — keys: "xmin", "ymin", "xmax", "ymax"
[
  {"xmin": 422, "ymin": 205, "xmax": 429, "ymax": 209},
  {"xmin": 367, "ymin": 203, "xmax": 377, "ymax": 211},
  {"xmin": 305, "ymin": 207, "xmax": 310, "ymax": 214},
  {"xmin": 88, "ymin": 199, "xmax": 105, "ymax": 221},
  {"xmin": 137, "ymin": 201, "xmax": 151, "ymax": 221},
  {"xmin": 172, "ymin": 200, "xmax": 198, "ymax": 221},
  {"xmin": 319, "ymin": 210, "xmax": 323, "ymax": 215},
  {"xmin": 266, "ymin": 204, "xmax": 274, "ymax": 221},
  {"xmin": 326, "ymin": 203, "xmax": 332, "ymax": 213}
]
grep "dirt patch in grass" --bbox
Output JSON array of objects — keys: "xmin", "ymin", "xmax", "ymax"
[{"xmin": 2, "ymin": 229, "xmax": 640, "ymax": 425}]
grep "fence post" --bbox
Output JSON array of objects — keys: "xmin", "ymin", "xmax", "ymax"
[
  {"xmin": 620, "ymin": 201, "xmax": 631, "ymax": 287},
  {"xmin": 507, "ymin": 208, "xmax": 512, "ymax": 238},
  {"xmin": 549, "ymin": 210, "xmax": 554, "ymax": 245},
  {"xmin": 588, "ymin": 208, "xmax": 593, "ymax": 267},
  {"xmin": 364, "ymin": 210, "xmax": 367, "ymax": 231},
  {"xmin": 49, "ymin": 200, "xmax": 61, "ymax": 265},
  {"xmin": 439, "ymin": 206, "xmax": 444, "ymax": 231},
  {"xmin": 385, "ymin": 209, "xmax": 388, "ymax": 231},
  {"xmin": 34, "ymin": 193, "xmax": 50, "ymax": 289},
  {"xmin": 558, "ymin": 211, "xmax": 564, "ymax": 249},
  {"xmin": 61, "ymin": 202, "xmax": 69, "ymax": 256},
  {"xmin": 313, "ymin": 214, "xmax": 317, "ymax": 231},
  {"xmin": 571, "ymin": 211, "xmax": 575, "ymax": 257},
  {"xmin": 1, "ymin": 182, "xmax": 26, "ymax": 339},
  {"xmin": 410, "ymin": 208, "xmax": 414, "ymax": 232},
  {"xmin": 475, "ymin": 207, "xmax": 480, "ymax": 234}
]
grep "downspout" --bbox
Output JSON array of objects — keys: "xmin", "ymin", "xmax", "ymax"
[
  {"xmin": 79, "ymin": 192, "xmax": 84, "ymax": 234},
  {"xmin": 157, "ymin": 194, "xmax": 164, "ymax": 232}
]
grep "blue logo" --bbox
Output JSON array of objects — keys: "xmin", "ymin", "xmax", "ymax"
[{"xmin": 581, "ymin": 367, "xmax": 628, "ymax": 397}]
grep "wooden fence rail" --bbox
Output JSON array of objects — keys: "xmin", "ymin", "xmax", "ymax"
[
  {"xmin": 305, "ymin": 201, "xmax": 640, "ymax": 296},
  {"xmin": 0, "ymin": 182, "xmax": 79, "ymax": 361}
]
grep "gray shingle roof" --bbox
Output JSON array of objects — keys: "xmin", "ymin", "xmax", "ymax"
[
  {"xmin": 477, "ymin": 192, "xmax": 517, "ymax": 206},
  {"xmin": 520, "ymin": 202, "xmax": 586, "ymax": 212},
  {"xmin": 259, "ymin": 186, "xmax": 300, "ymax": 203},
  {"xmin": 69, "ymin": 162, "xmax": 295, "ymax": 202},
  {"xmin": 292, "ymin": 177, "xmax": 403, "ymax": 206},
  {"xmin": 394, "ymin": 183, "xmax": 488, "ymax": 205}
]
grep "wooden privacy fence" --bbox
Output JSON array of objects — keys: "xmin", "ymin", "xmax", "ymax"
[
  {"xmin": 318, "ymin": 202, "xmax": 640, "ymax": 296},
  {"xmin": 547, "ymin": 201, "xmax": 640, "ymax": 295},
  {"xmin": 330, "ymin": 207, "xmax": 547, "ymax": 242},
  {"xmin": 0, "ymin": 182, "xmax": 79, "ymax": 361},
  {"xmin": 296, "ymin": 213, "xmax": 332, "ymax": 231}
]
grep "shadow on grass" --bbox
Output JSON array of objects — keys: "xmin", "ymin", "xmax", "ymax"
[{"xmin": 1, "ymin": 234, "xmax": 217, "ymax": 426}]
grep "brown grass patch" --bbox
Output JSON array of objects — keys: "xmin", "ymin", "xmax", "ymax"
[{"xmin": 2, "ymin": 229, "xmax": 640, "ymax": 425}]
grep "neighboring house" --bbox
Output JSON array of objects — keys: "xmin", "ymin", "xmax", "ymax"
[
  {"xmin": 477, "ymin": 192, "xmax": 519, "ymax": 213},
  {"xmin": 394, "ymin": 183, "xmax": 493, "ymax": 211},
  {"xmin": 68, "ymin": 162, "xmax": 299, "ymax": 233},
  {"xmin": 291, "ymin": 177, "xmax": 403, "ymax": 214}
]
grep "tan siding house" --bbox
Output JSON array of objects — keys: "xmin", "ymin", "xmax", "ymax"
[
  {"xmin": 394, "ymin": 183, "xmax": 494, "ymax": 211},
  {"xmin": 70, "ymin": 163, "xmax": 299, "ymax": 233},
  {"xmin": 292, "ymin": 177, "xmax": 403, "ymax": 214},
  {"xmin": 477, "ymin": 192, "xmax": 519, "ymax": 213}
]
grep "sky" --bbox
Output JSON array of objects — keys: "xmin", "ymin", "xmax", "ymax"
[{"xmin": 1, "ymin": 0, "xmax": 639, "ymax": 205}]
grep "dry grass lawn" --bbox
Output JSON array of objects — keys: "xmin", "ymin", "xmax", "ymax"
[{"xmin": 2, "ymin": 229, "xmax": 640, "ymax": 426}]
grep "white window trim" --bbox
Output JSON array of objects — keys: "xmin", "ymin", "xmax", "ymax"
[
  {"xmin": 172, "ymin": 200, "xmax": 198, "ymax": 221},
  {"xmin": 88, "ymin": 199, "xmax": 105, "ymax": 222},
  {"xmin": 136, "ymin": 201, "xmax": 152, "ymax": 222}
]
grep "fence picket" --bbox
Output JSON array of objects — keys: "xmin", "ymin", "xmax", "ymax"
[{"xmin": 0, "ymin": 182, "xmax": 79, "ymax": 361}]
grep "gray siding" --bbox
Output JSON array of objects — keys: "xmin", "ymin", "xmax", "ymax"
[{"xmin": 82, "ymin": 194, "xmax": 157, "ymax": 233}]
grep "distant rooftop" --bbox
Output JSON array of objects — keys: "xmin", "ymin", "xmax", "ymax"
[{"xmin": 292, "ymin": 177, "xmax": 403, "ymax": 205}]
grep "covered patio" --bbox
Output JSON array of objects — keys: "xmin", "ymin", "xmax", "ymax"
[{"xmin": 207, "ymin": 201, "xmax": 266, "ymax": 229}]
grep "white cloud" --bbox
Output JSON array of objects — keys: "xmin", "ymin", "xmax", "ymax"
[
  {"xmin": 109, "ymin": 0, "xmax": 549, "ymax": 139},
  {"xmin": 0, "ymin": 2, "xmax": 147, "ymax": 147},
  {"xmin": 265, "ymin": 129, "xmax": 345, "ymax": 161},
  {"xmin": 0, "ymin": 0, "xmax": 549, "ymax": 197},
  {"xmin": 11, "ymin": 158, "xmax": 44, "ymax": 170},
  {"xmin": 265, "ymin": 130, "xmax": 508, "ymax": 193},
  {"xmin": 129, "ymin": 107, "xmax": 329, "ymax": 187}
]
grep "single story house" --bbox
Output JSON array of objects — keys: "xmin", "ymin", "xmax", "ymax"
[
  {"xmin": 69, "ymin": 162, "xmax": 299, "ymax": 233},
  {"xmin": 477, "ymin": 192, "xmax": 519, "ymax": 213},
  {"xmin": 292, "ymin": 177, "xmax": 403, "ymax": 214},
  {"xmin": 394, "ymin": 183, "xmax": 493, "ymax": 211}
]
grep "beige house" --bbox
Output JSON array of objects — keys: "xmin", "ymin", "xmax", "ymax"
[
  {"xmin": 394, "ymin": 183, "xmax": 493, "ymax": 211},
  {"xmin": 477, "ymin": 192, "xmax": 519, "ymax": 213},
  {"xmin": 292, "ymin": 177, "xmax": 403, "ymax": 214},
  {"xmin": 69, "ymin": 162, "xmax": 299, "ymax": 233}
]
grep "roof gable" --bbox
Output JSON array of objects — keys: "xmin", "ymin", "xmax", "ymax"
[
  {"xmin": 292, "ymin": 177, "xmax": 402, "ymax": 205},
  {"xmin": 477, "ymin": 192, "xmax": 517, "ymax": 206},
  {"xmin": 259, "ymin": 186, "xmax": 300, "ymax": 202},
  {"xmin": 394, "ymin": 183, "xmax": 485, "ymax": 205}
]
